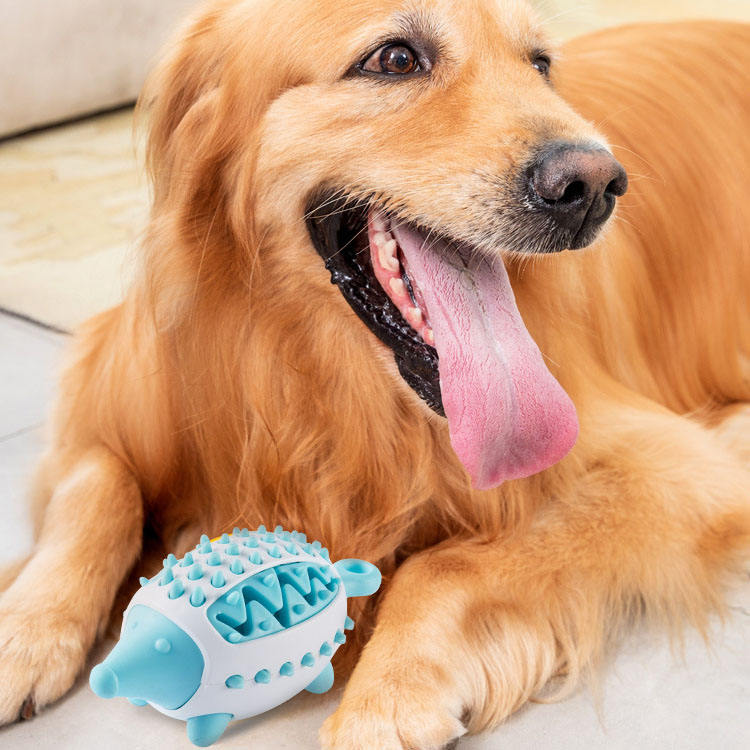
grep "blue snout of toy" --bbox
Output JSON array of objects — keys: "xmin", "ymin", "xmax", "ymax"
[{"xmin": 90, "ymin": 604, "xmax": 204, "ymax": 709}]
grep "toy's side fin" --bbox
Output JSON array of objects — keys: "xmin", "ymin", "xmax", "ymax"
[
  {"xmin": 186, "ymin": 713, "xmax": 233, "ymax": 747},
  {"xmin": 333, "ymin": 559, "xmax": 381, "ymax": 598}
]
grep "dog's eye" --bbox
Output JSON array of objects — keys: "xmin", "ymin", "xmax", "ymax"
[
  {"xmin": 362, "ymin": 43, "xmax": 420, "ymax": 76},
  {"xmin": 532, "ymin": 54, "xmax": 551, "ymax": 78}
]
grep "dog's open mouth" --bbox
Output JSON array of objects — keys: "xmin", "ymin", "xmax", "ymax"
[{"xmin": 307, "ymin": 196, "xmax": 579, "ymax": 489}]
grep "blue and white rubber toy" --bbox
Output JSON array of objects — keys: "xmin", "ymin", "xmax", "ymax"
[{"xmin": 89, "ymin": 526, "xmax": 381, "ymax": 746}]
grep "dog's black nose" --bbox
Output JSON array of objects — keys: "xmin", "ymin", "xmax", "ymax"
[{"xmin": 528, "ymin": 143, "xmax": 628, "ymax": 249}]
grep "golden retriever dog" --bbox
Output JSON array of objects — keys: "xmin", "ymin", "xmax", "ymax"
[{"xmin": 1, "ymin": 0, "xmax": 749, "ymax": 747}]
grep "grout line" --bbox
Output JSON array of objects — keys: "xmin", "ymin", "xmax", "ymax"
[
  {"xmin": 0, "ymin": 307, "xmax": 70, "ymax": 336},
  {"xmin": 0, "ymin": 424, "xmax": 44, "ymax": 444}
]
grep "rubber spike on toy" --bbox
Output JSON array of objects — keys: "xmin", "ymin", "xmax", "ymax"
[
  {"xmin": 225, "ymin": 675, "xmax": 244, "ymax": 689},
  {"xmin": 334, "ymin": 629, "xmax": 346, "ymax": 644},
  {"xmin": 139, "ymin": 577, "xmax": 149, "ymax": 587},
  {"xmin": 246, "ymin": 600, "xmax": 283, "ymax": 637},
  {"xmin": 200, "ymin": 534, "xmax": 210, "ymax": 545},
  {"xmin": 244, "ymin": 571, "xmax": 283, "ymax": 611},
  {"xmin": 244, "ymin": 536, "xmax": 259, "ymax": 548},
  {"xmin": 227, "ymin": 543, "xmax": 240, "ymax": 555},
  {"xmin": 305, "ymin": 663, "xmax": 334, "ymax": 694},
  {"xmin": 190, "ymin": 587, "xmax": 206, "ymax": 607},
  {"xmin": 220, "ymin": 533, "xmax": 231, "ymax": 543},
  {"xmin": 169, "ymin": 580, "xmax": 185, "ymax": 599},
  {"xmin": 230, "ymin": 558, "xmax": 244, "ymax": 575},
  {"xmin": 187, "ymin": 564, "xmax": 203, "ymax": 581},
  {"xmin": 308, "ymin": 577, "xmax": 332, "ymax": 607},
  {"xmin": 276, "ymin": 562, "xmax": 313, "ymax": 595},
  {"xmin": 160, "ymin": 568, "xmax": 174, "ymax": 586},
  {"xmin": 186, "ymin": 713, "xmax": 233, "ymax": 748},
  {"xmin": 276, "ymin": 584, "xmax": 313, "ymax": 628},
  {"xmin": 280, "ymin": 661, "xmax": 294, "ymax": 677},
  {"xmin": 226, "ymin": 591, "xmax": 241, "ymax": 607},
  {"xmin": 211, "ymin": 571, "xmax": 226, "ymax": 588},
  {"xmin": 301, "ymin": 652, "xmax": 315, "ymax": 667},
  {"xmin": 216, "ymin": 591, "xmax": 247, "ymax": 629},
  {"xmin": 344, "ymin": 616, "xmax": 355, "ymax": 630},
  {"xmin": 257, "ymin": 524, "xmax": 266, "ymax": 533},
  {"xmin": 181, "ymin": 552, "xmax": 194, "ymax": 566}
]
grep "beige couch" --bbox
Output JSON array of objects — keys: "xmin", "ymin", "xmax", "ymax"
[{"xmin": 0, "ymin": 0, "xmax": 199, "ymax": 137}]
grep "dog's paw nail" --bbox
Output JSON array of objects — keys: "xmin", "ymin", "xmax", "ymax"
[{"xmin": 19, "ymin": 696, "xmax": 36, "ymax": 721}]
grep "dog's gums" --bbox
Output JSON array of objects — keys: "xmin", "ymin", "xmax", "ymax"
[
  {"xmin": 307, "ymin": 197, "xmax": 444, "ymax": 415},
  {"xmin": 368, "ymin": 211, "xmax": 435, "ymax": 346}
]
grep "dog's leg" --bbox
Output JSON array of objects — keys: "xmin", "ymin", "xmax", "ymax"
[
  {"xmin": 0, "ymin": 447, "xmax": 143, "ymax": 724},
  {"xmin": 321, "ymin": 415, "xmax": 750, "ymax": 750}
]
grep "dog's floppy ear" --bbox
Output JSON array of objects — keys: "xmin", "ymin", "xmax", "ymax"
[
  {"xmin": 138, "ymin": 8, "xmax": 231, "ymax": 215},
  {"xmin": 138, "ymin": 2, "xmax": 308, "ymax": 250}
]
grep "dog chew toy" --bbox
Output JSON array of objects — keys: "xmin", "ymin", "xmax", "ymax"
[{"xmin": 89, "ymin": 526, "xmax": 381, "ymax": 747}]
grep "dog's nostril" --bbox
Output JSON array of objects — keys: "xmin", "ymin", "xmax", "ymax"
[
  {"xmin": 559, "ymin": 180, "xmax": 585, "ymax": 205},
  {"xmin": 605, "ymin": 169, "xmax": 629, "ymax": 198}
]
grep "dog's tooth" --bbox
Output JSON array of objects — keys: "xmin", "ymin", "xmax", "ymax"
[
  {"xmin": 424, "ymin": 328, "xmax": 435, "ymax": 345},
  {"xmin": 379, "ymin": 245, "xmax": 400, "ymax": 273},
  {"xmin": 373, "ymin": 232, "xmax": 386, "ymax": 248},
  {"xmin": 384, "ymin": 239, "xmax": 397, "ymax": 256},
  {"xmin": 389, "ymin": 278, "xmax": 406, "ymax": 298},
  {"xmin": 407, "ymin": 307, "xmax": 423, "ymax": 326}
]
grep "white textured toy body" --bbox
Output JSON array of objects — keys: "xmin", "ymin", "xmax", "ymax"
[{"xmin": 89, "ymin": 526, "xmax": 381, "ymax": 747}]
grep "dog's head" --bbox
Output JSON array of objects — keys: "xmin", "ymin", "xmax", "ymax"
[{"xmin": 144, "ymin": 0, "xmax": 627, "ymax": 490}]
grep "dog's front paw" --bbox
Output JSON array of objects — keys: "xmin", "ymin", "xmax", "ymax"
[
  {"xmin": 0, "ymin": 590, "xmax": 90, "ymax": 725},
  {"xmin": 320, "ymin": 672, "xmax": 466, "ymax": 750}
]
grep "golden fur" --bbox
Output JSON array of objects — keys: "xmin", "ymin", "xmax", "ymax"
[{"xmin": 1, "ymin": 1, "xmax": 748, "ymax": 747}]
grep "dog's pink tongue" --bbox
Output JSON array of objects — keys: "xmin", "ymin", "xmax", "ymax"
[{"xmin": 392, "ymin": 225, "xmax": 578, "ymax": 489}]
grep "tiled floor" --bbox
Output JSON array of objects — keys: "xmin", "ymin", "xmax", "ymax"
[{"xmin": 1, "ymin": 311, "xmax": 749, "ymax": 749}]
